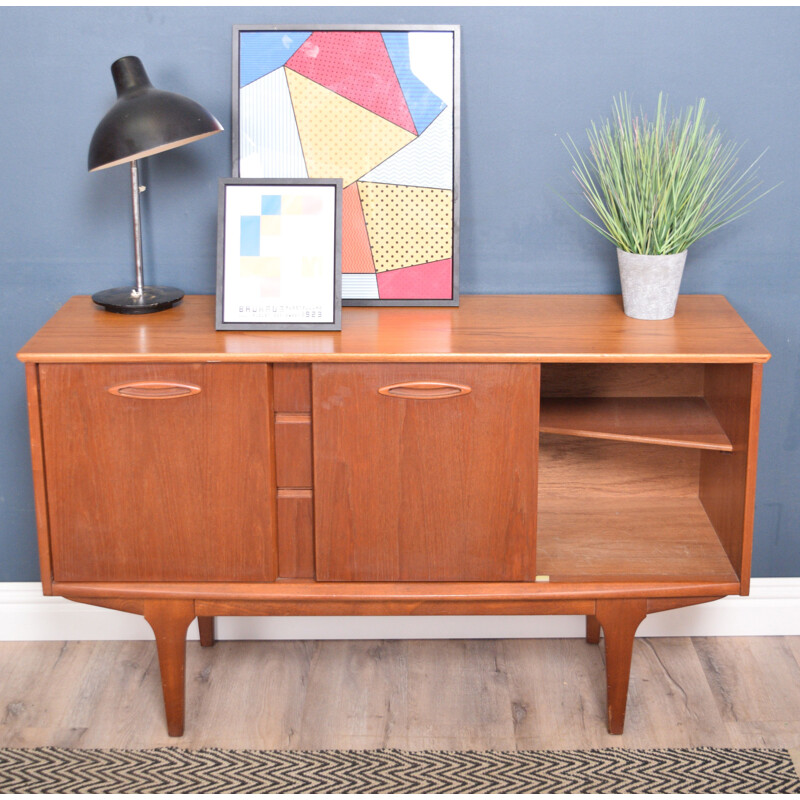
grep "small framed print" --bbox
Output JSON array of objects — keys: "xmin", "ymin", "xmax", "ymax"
[{"xmin": 216, "ymin": 178, "xmax": 342, "ymax": 330}]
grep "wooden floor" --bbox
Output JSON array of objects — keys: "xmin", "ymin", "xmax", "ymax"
[{"xmin": 2, "ymin": 637, "xmax": 800, "ymax": 754}]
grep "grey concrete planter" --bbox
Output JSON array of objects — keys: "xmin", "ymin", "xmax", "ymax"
[{"xmin": 617, "ymin": 249, "xmax": 688, "ymax": 320}]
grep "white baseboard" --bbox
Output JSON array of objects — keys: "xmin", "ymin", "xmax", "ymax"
[{"xmin": 1, "ymin": 579, "xmax": 798, "ymax": 641}]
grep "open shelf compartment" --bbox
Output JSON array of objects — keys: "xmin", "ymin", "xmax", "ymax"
[
  {"xmin": 540, "ymin": 396, "xmax": 733, "ymax": 451},
  {"xmin": 536, "ymin": 495, "xmax": 739, "ymax": 584},
  {"xmin": 535, "ymin": 360, "xmax": 763, "ymax": 590},
  {"xmin": 535, "ymin": 376, "xmax": 746, "ymax": 587}
]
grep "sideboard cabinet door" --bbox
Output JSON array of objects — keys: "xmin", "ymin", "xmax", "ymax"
[
  {"xmin": 38, "ymin": 363, "xmax": 276, "ymax": 582},
  {"xmin": 312, "ymin": 364, "xmax": 539, "ymax": 581}
]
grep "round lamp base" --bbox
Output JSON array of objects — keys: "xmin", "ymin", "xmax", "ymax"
[{"xmin": 92, "ymin": 286, "xmax": 184, "ymax": 314}]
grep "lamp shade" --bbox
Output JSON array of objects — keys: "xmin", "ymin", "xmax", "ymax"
[{"xmin": 88, "ymin": 56, "xmax": 222, "ymax": 171}]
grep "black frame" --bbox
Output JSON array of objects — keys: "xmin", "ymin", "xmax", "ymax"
[{"xmin": 232, "ymin": 24, "xmax": 460, "ymax": 307}]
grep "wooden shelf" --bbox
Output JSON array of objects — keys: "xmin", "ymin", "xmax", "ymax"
[
  {"xmin": 539, "ymin": 396, "xmax": 733, "ymax": 451},
  {"xmin": 536, "ymin": 496, "xmax": 739, "ymax": 584}
]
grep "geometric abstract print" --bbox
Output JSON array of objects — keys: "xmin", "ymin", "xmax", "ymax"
[{"xmin": 237, "ymin": 27, "xmax": 457, "ymax": 303}]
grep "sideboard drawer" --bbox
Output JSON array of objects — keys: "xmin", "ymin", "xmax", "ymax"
[
  {"xmin": 273, "ymin": 364, "xmax": 311, "ymax": 413},
  {"xmin": 277, "ymin": 489, "xmax": 315, "ymax": 578},
  {"xmin": 312, "ymin": 363, "xmax": 539, "ymax": 581},
  {"xmin": 38, "ymin": 363, "xmax": 277, "ymax": 582},
  {"xmin": 275, "ymin": 414, "xmax": 313, "ymax": 487}
]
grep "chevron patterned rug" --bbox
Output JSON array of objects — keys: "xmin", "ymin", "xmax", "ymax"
[{"xmin": 1, "ymin": 746, "xmax": 798, "ymax": 794}]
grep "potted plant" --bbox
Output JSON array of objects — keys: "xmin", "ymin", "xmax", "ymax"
[{"xmin": 563, "ymin": 93, "xmax": 773, "ymax": 319}]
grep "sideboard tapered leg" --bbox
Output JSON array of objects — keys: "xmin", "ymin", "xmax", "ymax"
[
  {"xmin": 586, "ymin": 614, "xmax": 601, "ymax": 644},
  {"xmin": 595, "ymin": 598, "xmax": 647, "ymax": 735},
  {"xmin": 198, "ymin": 616, "xmax": 216, "ymax": 647},
  {"xmin": 144, "ymin": 599, "xmax": 196, "ymax": 737}
]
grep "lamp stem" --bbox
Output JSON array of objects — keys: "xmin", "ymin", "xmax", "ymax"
[
  {"xmin": 130, "ymin": 159, "xmax": 144, "ymax": 298},
  {"xmin": 91, "ymin": 156, "xmax": 183, "ymax": 313}
]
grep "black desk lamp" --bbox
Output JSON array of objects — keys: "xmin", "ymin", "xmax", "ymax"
[{"xmin": 88, "ymin": 56, "xmax": 222, "ymax": 313}]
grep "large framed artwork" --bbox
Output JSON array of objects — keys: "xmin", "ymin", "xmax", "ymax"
[{"xmin": 233, "ymin": 24, "xmax": 460, "ymax": 306}]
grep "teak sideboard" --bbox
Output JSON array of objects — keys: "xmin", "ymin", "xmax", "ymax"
[{"xmin": 18, "ymin": 294, "xmax": 770, "ymax": 736}]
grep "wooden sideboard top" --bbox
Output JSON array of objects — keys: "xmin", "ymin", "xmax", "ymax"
[{"xmin": 18, "ymin": 294, "xmax": 770, "ymax": 364}]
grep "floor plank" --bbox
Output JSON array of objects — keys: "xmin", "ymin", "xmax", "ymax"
[
  {"xmin": 503, "ymin": 638, "xmax": 608, "ymax": 749},
  {"xmin": 694, "ymin": 637, "xmax": 800, "ymax": 723},
  {"xmin": 623, "ymin": 638, "xmax": 733, "ymax": 748},
  {"xmin": 295, "ymin": 640, "xmax": 408, "ymax": 750},
  {"xmin": 1, "ymin": 637, "xmax": 799, "ymax": 750},
  {"xmin": 405, "ymin": 639, "xmax": 516, "ymax": 750}
]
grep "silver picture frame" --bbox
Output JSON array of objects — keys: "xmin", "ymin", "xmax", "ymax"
[{"xmin": 216, "ymin": 177, "xmax": 342, "ymax": 331}]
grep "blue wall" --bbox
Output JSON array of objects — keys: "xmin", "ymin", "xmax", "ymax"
[{"xmin": 1, "ymin": 6, "xmax": 798, "ymax": 580}]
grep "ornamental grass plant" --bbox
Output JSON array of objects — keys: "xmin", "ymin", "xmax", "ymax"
[{"xmin": 563, "ymin": 93, "xmax": 773, "ymax": 255}]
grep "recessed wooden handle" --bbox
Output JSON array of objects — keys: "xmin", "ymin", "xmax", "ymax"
[
  {"xmin": 378, "ymin": 381, "xmax": 472, "ymax": 399},
  {"xmin": 108, "ymin": 381, "xmax": 202, "ymax": 399}
]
